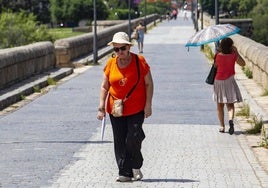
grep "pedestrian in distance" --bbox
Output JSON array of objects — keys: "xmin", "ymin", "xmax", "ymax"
[
  {"xmin": 166, "ymin": 11, "xmax": 171, "ymax": 21},
  {"xmin": 97, "ymin": 32, "xmax": 154, "ymax": 182},
  {"xmin": 213, "ymin": 37, "xmax": 245, "ymax": 135},
  {"xmin": 183, "ymin": 9, "xmax": 188, "ymax": 20},
  {"xmin": 183, "ymin": 1, "xmax": 188, "ymax": 20},
  {"xmin": 172, "ymin": 9, "xmax": 178, "ymax": 20},
  {"xmin": 135, "ymin": 21, "xmax": 145, "ymax": 53}
]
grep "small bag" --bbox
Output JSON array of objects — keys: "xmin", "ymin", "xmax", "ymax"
[
  {"xmin": 135, "ymin": 30, "xmax": 139, "ymax": 40},
  {"xmin": 111, "ymin": 99, "xmax": 124, "ymax": 117},
  {"xmin": 131, "ymin": 30, "xmax": 139, "ymax": 40},
  {"xmin": 205, "ymin": 63, "xmax": 217, "ymax": 85}
]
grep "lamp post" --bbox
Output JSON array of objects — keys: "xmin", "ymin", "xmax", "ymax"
[
  {"xmin": 154, "ymin": 2, "xmax": 156, "ymax": 26},
  {"xmin": 144, "ymin": 0, "xmax": 147, "ymax": 32},
  {"xmin": 191, "ymin": 0, "xmax": 194, "ymax": 21},
  {"xmin": 215, "ymin": 0, "xmax": 219, "ymax": 49},
  {"xmin": 200, "ymin": 0, "xmax": 204, "ymax": 50},
  {"xmin": 215, "ymin": 0, "xmax": 219, "ymax": 24},
  {"xmin": 191, "ymin": 0, "xmax": 198, "ymax": 31},
  {"xmin": 196, "ymin": 0, "xmax": 199, "ymax": 31},
  {"xmin": 93, "ymin": 0, "xmax": 98, "ymax": 64},
  {"xmin": 128, "ymin": 0, "xmax": 131, "ymax": 39}
]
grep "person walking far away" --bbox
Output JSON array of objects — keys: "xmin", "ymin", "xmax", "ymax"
[
  {"xmin": 172, "ymin": 9, "xmax": 178, "ymax": 20},
  {"xmin": 166, "ymin": 11, "xmax": 171, "ymax": 21},
  {"xmin": 97, "ymin": 32, "xmax": 154, "ymax": 182},
  {"xmin": 135, "ymin": 21, "xmax": 145, "ymax": 53},
  {"xmin": 183, "ymin": 1, "xmax": 188, "ymax": 20},
  {"xmin": 213, "ymin": 38, "xmax": 245, "ymax": 135}
]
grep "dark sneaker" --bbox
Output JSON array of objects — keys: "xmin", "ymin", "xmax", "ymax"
[{"xmin": 229, "ymin": 120, "xmax": 234, "ymax": 135}]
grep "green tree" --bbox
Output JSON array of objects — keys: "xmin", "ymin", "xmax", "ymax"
[
  {"xmin": 201, "ymin": 0, "xmax": 256, "ymax": 18},
  {"xmin": 50, "ymin": 0, "xmax": 109, "ymax": 27},
  {"xmin": 227, "ymin": 0, "xmax": 240, "ymax": 14},
  {"xmin": 219, "ymin": 0, "xmax": 229, "ymax": 13},
  {"xmin": 238, "ymin": 0, "xmax": 257, "ymax": 17},
  {"xmin": 49, "ymin": 0, "xmax": 64, "ymax": 26},
  {"xmin": 200, "ymin": 0, "xmax": 215, "ymax": 17},
  {"xmin": 227, "ymin": 0, "xmax": 256, "ymax": 17},
  {"xmin": 0, "ymin": 11, "xmax": 53, "ymax": 48},
  {"xmin": 138, "ymin": 0, "xmax": 170, "ymax": 16},
  {"xmin": 106, "ymin": 0, "xmax": 128, "ymax": 9},
  {"xmin": 0, "ymin": 0, "xmax": 51, "ymax": 24},
  {"xmin": 251, "ymin": 0, "xmax": 268, "ymax": 45}
]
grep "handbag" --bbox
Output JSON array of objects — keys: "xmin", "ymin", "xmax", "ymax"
[
  {"xmin": 205, "ymin": 63, "xmax": 217, "ymax": 85},
  {"xmin": 111, "ymin": 99, "xmax": 124, "ymax": 117},
  {"xmin": 111, "ymin": 55, "xmax": 140, "ymax": 117},
  {"xmin": 135, "ymin": 30, "xmax": 140, "ymax": 40},
  {"xmin": 205, "ymin": 54, "xmax": 217, "ymax": 85},
  {"xmin": 131, "ymin": 30, "xmax": 139, "ymax": 40}
]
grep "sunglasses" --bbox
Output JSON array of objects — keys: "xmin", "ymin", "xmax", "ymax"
[{"xmin": 113, "ymin": 45, "xmax": 127, "ymax": 52}]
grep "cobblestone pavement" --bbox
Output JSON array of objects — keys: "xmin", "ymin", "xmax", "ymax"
[
  {"xmin": 0, "ymin": 12, "xmax": 268, "ymax": 188},
  {"xmin": 46, "ymin": 123, "xmax": 267, "ymax": 188}
]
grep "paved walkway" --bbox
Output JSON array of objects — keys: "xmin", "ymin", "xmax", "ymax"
[{"xmin": 0, "ymin": 12, "xmax": 268, "ymax": 188}]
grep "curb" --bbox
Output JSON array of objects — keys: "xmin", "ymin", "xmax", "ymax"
[
  {"xmin": 0, "ymin": 68, "xmax": 73, "ymax": 111},
  {"xmin": 0, "ymin": 46, "xmax": 112, "ymax": 112}
]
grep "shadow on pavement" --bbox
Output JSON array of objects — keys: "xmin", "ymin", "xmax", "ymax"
[
  {"xmin": 1, "ymin": 140, "xmax": 112, "ymax": 144},
  {"xmin": 142, "ymin": 178, "xmax": 199, "ymax": 183}
]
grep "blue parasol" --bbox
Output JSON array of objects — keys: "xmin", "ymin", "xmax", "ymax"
[{"xmin": 185, "ymin": 24, "xmax": 240, "ymax": 47}]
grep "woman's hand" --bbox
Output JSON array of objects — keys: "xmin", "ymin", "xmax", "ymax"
[
  {"xmin": 144, "ymin": 104, "xmax": 152, "ymax": 118},
  {"xmin": 97, "ymin": 110, "xmax": 105, "ymax": 120},
  {"xmin": 232, "ymin": 46, "xmax": 246, "ymax": 66},
  {"xmin": 232, "ymin": 46, "xmax": 238, "ymax": 53}
]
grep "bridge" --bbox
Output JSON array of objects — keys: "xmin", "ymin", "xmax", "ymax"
[{"xmin": 0, "ymin": 11, "xmax": 267, "ymax": 187}]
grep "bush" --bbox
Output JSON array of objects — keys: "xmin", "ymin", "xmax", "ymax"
[
  {"xmin": 0, "ymin": 11, "xmax": 54, "ymax": 49},
  {"xmin": 108, "ymin": 9, "xmax": 138, "ymax": 20},
  {"xmin": 246, "ymin": 114, "xmax": 263, "ymax": 134},
  {"xmin": 243, "ymin": 66, "xmax": 253, "ymax": 79},
  {"xmin": 236, "ymin": 101, "xmax": 250, "ymax": 117}
]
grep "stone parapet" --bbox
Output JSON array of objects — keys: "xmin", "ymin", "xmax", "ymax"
[
  {"xmin": 54, "ymin": 14, "xmax": 159, "ymax": 67},
  {"xmin": 0, "ymin": 14, "xmax": 159, "ymax": 91},
  {"xmin": 0, "ymin": 42, "xmax": 56, "ymax": 90},
  {"xmin": 232, "ymin": 35, "xmax": 268, "ymax": 89}
]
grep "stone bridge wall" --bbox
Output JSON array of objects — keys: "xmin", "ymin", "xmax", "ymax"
[
  {"xmin": 54, "ymin": 14, "xmax": 159, "ymax": 67},
  {"xmin": 1, "ymin": 14, "xmax": 266, "ymax": 91},
  {"xmin": 0, "ymin": 42, "xmax": 56, "ymax": 90},
  {"xmin": 0, "ymin": 15, "xmax": 158, "ymax": 90}
]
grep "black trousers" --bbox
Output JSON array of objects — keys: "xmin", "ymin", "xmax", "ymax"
[{"xmin": 109, "ymin": 111, "xmax": 145, "ymax": 177}]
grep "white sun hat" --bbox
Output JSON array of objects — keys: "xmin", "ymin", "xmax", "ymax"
[{"xmin": 107, "ymin": 32, "xmax": 132, "ymax": 46}]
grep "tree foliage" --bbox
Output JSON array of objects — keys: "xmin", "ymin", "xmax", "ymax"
[
  {"xmin": 138, "ymin": 0, "xmax": 170, "ymax": 16},
  {"xmin": 201, "ymin": 0, "xmax": 268, "ymax": 45},
  {"xmin": 201, "ymin": 0, "xmax": 215, "ymax": 16},
  {"xmin": 0, "ymin": 0, "xmax": 50, "ymax": 24},
  {"xmin": 50, "ymin": 0, "xmax": 109, "ymax": 27},
  {"xmin": 251, "ymin": 0, "xmax": 268, "ymax": 45},
  {"xmin": 201, "ymin": 0, "xmax": 257, "ymax": 17},
  {"xmin": 0, "ymin": 11, "xmax": 53, "ymax": 48},
  {"xmin": 106, "ymin": 0, "xmax": 128, "ymax": 9}
]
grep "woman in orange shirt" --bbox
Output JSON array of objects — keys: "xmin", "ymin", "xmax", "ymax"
[
  {"xmin": 97, "ymin": 32, "xmax": 154, "ymax": 182},
  {"xmin": 213, "ymin": 38, "xmax": 245, "ymax": 135}
]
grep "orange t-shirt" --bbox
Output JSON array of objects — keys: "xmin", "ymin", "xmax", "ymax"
[
  {"xmin": 104, "ymin": 53, "xmax": 150, "ymax": 116},
  {"xmin": 215, "ymin": 52, "xmax": 238, "ymax": 80}
]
